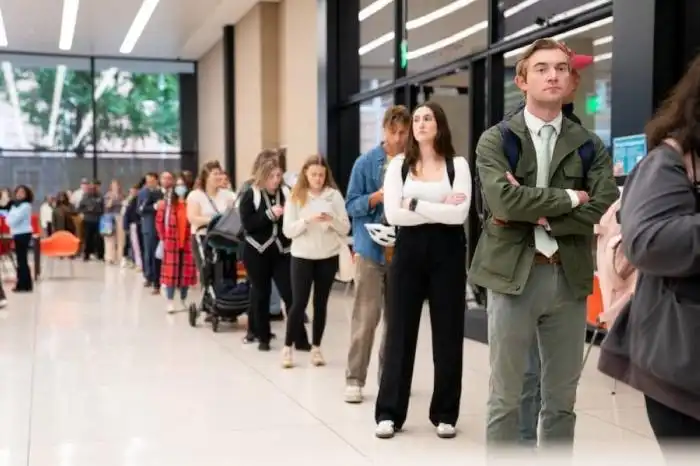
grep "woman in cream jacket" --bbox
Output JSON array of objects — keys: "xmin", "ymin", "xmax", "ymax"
[{"xmin": 282, "ymin": 155, "xmax": 350, "ymax": 368}]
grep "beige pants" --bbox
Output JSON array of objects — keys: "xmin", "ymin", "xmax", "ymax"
[
  {"xmin": 103, "ymin": 214, "xmax": 125, "ymax": 264},
  {"xmin": 345, "ymin": 255, "xmax": 389, "ymax": 387}
]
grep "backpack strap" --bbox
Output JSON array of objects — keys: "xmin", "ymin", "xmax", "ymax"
[
  {"xmin": 401, "ymin": 156, "xmax": 456, "ymax": 187},
  {"xmin": 401, "ymin": 158, "xmax": 410, "ymax": 183},
  {"xmin": 578, "ymin": 140, "xmax": 595, "ymax": 182},
  {"xmin": 497, "ymin": 121, "xmax": 521, "ymax": 173},
  {"xmin": 446, "ymin": 156, "xmax": 455, "ymax": 187}
]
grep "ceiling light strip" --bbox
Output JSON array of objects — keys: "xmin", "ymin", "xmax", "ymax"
[
  {"xmin": 503, "ymin": 0, "xmax": 611, "ymax": 41},
  {"xmin": 0, "ymin": 9, "xmax": 8, "ymax": 47},
  {"xmin": 504, "ymin": 17, "xmax": 613, "ymax": 59},
  {"xmin": 406, "ymin": 0, "xmax": 478, "ymax": 30},
  {"xmin": 595, "ymin": 52, "xmax": 612, "ymax": 62},
  {"xmin": 59, "ymin": 0, "xmax": 80, "ymax": 51},
  {"xmin": 120, "ymin": 0, "xmax": 161, "ymax": 54},
  {"xmin": 407, "ymin": 20, "xmax": 488, "ymax": 60},
  {"xmin": 359, "ymin": 0, "xmax": 393, "ymax": 22},
  {"xmin": 593, "ymin": 35, "xmax": 612, "ymax": 46}
]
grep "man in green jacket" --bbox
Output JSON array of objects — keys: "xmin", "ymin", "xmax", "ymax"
[{"xmin": 469, "ymin": 38, "xmax": 618, "ymax": 450}]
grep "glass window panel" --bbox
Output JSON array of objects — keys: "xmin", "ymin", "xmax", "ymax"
[
  {"xmin": 359, "ymin": 93, "xmax": 394, "ymax": 155},
  {"xmin": 500, "ymin": 0, "xmax": 611, "ymax": 42},
  {"xmin": 359, "ymin": 0, "xmax": 395, "ymax": 91},
  {"xmin": 405, "ymin": 0, "xmax": 487, "ymax": 75}
]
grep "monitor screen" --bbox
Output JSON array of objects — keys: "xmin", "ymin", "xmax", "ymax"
[{"xmin": 612, "ymin": 134, "xmax": 647, "ymax": 176}]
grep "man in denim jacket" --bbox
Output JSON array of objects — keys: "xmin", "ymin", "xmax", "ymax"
[{"xmin": 343, "ymin": 106, "xmax": 410, "ymax": 403}]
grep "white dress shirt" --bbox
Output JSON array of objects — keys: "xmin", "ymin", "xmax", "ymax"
[{"xmin": 523, "ymin": 109, "xmax": 580, "ymax": 256}]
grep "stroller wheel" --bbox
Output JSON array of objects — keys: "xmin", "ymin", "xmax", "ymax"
[
  {"xmin": 211, "ymin": 315, "xmax": 220, "ymax": 333},
  {"xmin": 188, "ymin": 303, "xmax": 198, "ymax": 328}
]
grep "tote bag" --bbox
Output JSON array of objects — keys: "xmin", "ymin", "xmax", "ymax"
[{"xmin": 335, "ymin": 236, "xmax": 354, "ymax": 283}]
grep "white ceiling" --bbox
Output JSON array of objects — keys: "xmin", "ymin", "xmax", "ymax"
[
  {"xmin": 0, "ymin": 0, "xmax": 271, "ymax": 60},
  {"xmin": 359, "ymin": 0, "xmax": 613, "ymax": 82}
]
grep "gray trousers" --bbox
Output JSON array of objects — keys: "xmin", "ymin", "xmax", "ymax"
[
  {"xmin": 519, "ymin": 339, "xmax": 541, "ymax": 445},
  {"xmin": 486, "ymin": 264, "xmax": 586, "ymax": 450}
]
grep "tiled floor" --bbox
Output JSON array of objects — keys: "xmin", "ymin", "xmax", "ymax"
[{"xmin": 0, "ymin": 261, "xmax": 663, "ymax": 465}]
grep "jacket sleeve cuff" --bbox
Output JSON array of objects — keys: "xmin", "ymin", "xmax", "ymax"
[{"xmin": 565, "ymin": 189, "xmax": 580, "ymax": 208}]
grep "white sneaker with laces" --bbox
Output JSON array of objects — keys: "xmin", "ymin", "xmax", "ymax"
[
  {"xmin": 375, "ymin": 420, "xmax": 396, "ymax": 439},
  {"xmin": 344, "ymin": 385, "xmax": 363, "ymax": 404},
  {"xmin": 436, "ymin": 423, "xmax": 456, "ymax": 439}
]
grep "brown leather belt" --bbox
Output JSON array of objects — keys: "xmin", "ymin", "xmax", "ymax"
[{"xmin": 534, "ymin": 252, "xmax": 561, "ymax": 265}]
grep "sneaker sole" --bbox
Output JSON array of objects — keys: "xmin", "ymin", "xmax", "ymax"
[
  {"xmin": 437, "ymin": 431, "xmax": 457, "ymax": 439},
  {"xmin": 375, "ymin": 430, "xmax": 395, "ymax": 439}
]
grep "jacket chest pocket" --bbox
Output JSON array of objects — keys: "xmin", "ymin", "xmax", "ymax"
[{"xmin": 561, "ymin": 158, "xmax": 586, "ymax": 190}]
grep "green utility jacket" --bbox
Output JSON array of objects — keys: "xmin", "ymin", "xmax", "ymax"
[{"xmin": 468, "ymin": 111, "xmax": 619, "ymax": 300}]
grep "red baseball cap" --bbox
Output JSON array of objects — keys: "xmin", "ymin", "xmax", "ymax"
[{"xmin": 571, "ymin": 53, "xmax": 594, "ymax": 70}]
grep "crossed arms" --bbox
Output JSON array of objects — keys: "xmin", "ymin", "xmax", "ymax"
[{"xmin": 475, "ymin": 127, "xmax": 619, "ymax": 236}]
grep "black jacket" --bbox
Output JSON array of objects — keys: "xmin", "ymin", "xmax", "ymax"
[{"xmin": 239, "ymin": 185, "xmax": 291, "ymax": 254}]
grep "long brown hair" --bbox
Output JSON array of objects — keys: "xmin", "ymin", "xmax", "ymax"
[
  {"xmin": 291, "ymin": 155, "xmax": 338, "ymax": 206},
  {"xmin": 403, "ymin": 101, "xmax": 456, "ymax": 174},
  {"xmin": 645, "ymin": 53, "xmax": 700, "ymax": 154}
]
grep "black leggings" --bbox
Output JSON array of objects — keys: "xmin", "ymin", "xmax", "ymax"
[
  {"xmin": 242, "ymin": 244, "xmax": 308, "ymax": 346},
  {"xmin": 285, "ymin": 255, "xmax": 338, "ymax": 347},
  {"xmin": 645, "ymin": 395, "xmax": 700, "ymax": 456},
  {"xmin": 13, "ymin": 233, "xmax": 33, "ymax": 291},
  {"xmin": 375, "ymin": 224, "xmax": 466, "ymax": 429}
]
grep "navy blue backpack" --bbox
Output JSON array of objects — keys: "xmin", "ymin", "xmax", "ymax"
[{"xmin": 474, "ymin": 120, "xmax": 595, "ymax": 223}]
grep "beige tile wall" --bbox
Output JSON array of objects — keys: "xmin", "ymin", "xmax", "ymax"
[
  {"xmin": 196, "ymin": 39, "xmax": 224, "ymax": 168},
  {"xmin": 196, "ymin": 0, "xmax": 318, "ymax": 186}
]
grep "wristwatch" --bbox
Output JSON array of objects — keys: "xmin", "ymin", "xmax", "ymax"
[{"xmin": 408, "ymin": 198, "xmax": 418, "ymax": 212}]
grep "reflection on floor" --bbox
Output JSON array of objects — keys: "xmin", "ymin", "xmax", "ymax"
[{"xmin": 0, "ymin": 261, "xmax": 662, "ymax": 465}]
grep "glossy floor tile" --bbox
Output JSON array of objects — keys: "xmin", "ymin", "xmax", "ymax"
[{"xmin": 0, "ymin": 262, "xmax": 663, "ymax": 465}]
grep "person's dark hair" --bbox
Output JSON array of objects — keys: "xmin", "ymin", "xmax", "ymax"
[
  {"xmin": 197, "ymin": 161, "xmax": 222, "ymax": 190},
  {"xmin": 404, "ymin": 101, "xmax": 456, "ymax": 174},
  {"xmin": 56, "ymin": 191, "xmax": 70, "ymax": 206},
  {"xmin": 145, "ymin": 172, "xmax": 158, "ymax": 182},
  {"xmin": 14, "ymin": 185, "xmax": 34, "ymax": 204},
  {"xmin": 645, "ymin": 54, "xmax": 700, "ymax": 153},
  {"xmin": 181, "ymin": 170, "xmax": 194, "ymax": 188},
  {"xmin": 179, "ymin": 171, "xmax": 195, "ymax": 191}
]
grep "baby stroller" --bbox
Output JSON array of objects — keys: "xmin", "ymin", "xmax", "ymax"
[{"xmin": 188, "ymin": 219, "xmax": 251, "ymax": 332}]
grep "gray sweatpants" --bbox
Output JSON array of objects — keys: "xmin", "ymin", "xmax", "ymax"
[{"xmin": 486, "ymin": 263, "xmax": 586, "ymax": 451}]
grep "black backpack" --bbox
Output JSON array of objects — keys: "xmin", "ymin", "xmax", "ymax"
[{"xmin": 474, "ymin": 121, "xmax": 595, "ymax": 223}]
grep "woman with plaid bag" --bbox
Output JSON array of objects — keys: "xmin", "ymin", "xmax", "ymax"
[{"xmin": 156, "ymin": 173, "xmax": 198, "ymax": 313}]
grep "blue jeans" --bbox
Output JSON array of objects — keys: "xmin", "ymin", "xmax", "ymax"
[
  {"xmin": 166, "ymin": 287, "xmax": 189, "ymax": 301},
  {"xmin": 519, "ymin": 339, "xmax": 541, "ymax": 445},
  {"xmin": 141, "ymin": 229, "xmax": 159, "ymax": 286}
]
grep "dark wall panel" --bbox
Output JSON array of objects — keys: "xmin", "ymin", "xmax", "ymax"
[
  {"xmin": 179, "ymin": 70, "xmax": 198, "ymax": 174},
  {"xmin": 223, "ymin": 25, "xmax": 236, "ymax": 187}
]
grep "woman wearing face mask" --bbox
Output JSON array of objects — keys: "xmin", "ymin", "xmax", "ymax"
[
  {"xmin": 156, "ymin": 174, "xmax": 198, "ymax": 313},
  {"xmin": 375, "ymin": 101, "xmax": 471, "ymax": 439},
  {"xmin": 239, "ymin": 158, "xmax": 311, "ymax": 352},
  {"xmin": 4, "ymin": 185, "xmax": 36, "ymax": 293},
  {"xmin": 281, "ymin": 155, "xmax": 350, "ymax": 368}
]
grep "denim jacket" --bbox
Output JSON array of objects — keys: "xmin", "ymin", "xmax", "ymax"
[{"xmin": 345, "ymin": 145, "xmax": 388, "ymax": 265}]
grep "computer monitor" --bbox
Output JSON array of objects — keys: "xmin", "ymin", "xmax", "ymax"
[{"xmin": 612, "ymin": 134, "xmax": 647, "ymax": 176}]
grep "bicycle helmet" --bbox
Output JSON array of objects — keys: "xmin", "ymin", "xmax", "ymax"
[{"xmin": 365, "ymin": 223, "xmax": 397, "ymax": 247}]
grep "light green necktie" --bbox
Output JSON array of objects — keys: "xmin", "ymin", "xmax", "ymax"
[{"xmin": 534, "ymin": 124, "xmax": 558, "ymax": 258}]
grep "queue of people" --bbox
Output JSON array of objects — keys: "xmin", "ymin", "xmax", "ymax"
[{"xmin": 0, "ymin": 34, "xmax": 697, "ymax": 462}]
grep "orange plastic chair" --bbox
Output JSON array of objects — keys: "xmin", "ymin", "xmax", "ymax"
[{"xmin": 40, "ymin": 231, "xmax": 81, "ymax": 278}]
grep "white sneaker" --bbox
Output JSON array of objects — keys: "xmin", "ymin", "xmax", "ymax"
[
  {"xmin": 375, "ymin": 420, "xmax": 396, "ymax": 439},
  {"xmin": 436, "ymin": 423, "xmax": 456, "ymax": 439},
  {"xmin": 166, "ymin": 302, "xmax": 176, "ymax": 313},
  {"xmin": 344, "ymin": 385, "xmax": 363, "ymax": 404},
  {"xmin": 180, "ymin": 300, "xmax": 188, "ymax": 311},
  {"xmin": 0, "ymin": 299, "xmax": 7, "ymax": 309}
]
